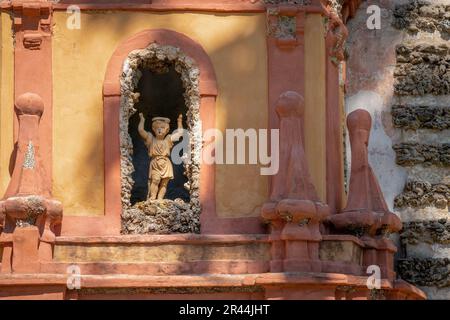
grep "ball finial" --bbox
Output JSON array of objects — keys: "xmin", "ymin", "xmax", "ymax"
[
  {"xmin": 347, "ymin": 109, "xmax": 372, "ymax": 133},
  {"xmin": 276, "ymin": 91, "xmax": 305, "ymax": 118},
  {"xmin": 15, "ymin": 93, "xmax": 44, "ymax": 117}
]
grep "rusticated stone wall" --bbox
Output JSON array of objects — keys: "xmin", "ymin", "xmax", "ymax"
[
  {"xmin": 394, "ymin": 43, "xmax": 450, "ymax": 96},
  {"xmin": 393, "ymin": 143, "xmax": 450, "ymax": 166},
  {"xmin": 392, "ymin": 105, "xmax": 450, "ymax": 130},
  {"xmin": 346, "ymin": 0, "xmax": 450, "ymax": 299},
  {"xmin": 394, "ymin": 180, "xmax": 450, "ymax": 209},
  {"xmin": 398, "ymin": 258, "xmax": 450, "ymax": 288}
]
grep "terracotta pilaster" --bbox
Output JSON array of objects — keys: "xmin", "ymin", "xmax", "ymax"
[{"xmin": 10, "ymin": 0, "xmax": 53, "ymax": 196}]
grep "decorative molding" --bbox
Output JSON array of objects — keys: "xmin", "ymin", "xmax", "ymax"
[
  {"xmin": 266, "ymin": 5, "xmax": 306, "ymax": 49},
  {"xmin": 11, "ymin": 0, "xmax": 52, "ymax": 50}
]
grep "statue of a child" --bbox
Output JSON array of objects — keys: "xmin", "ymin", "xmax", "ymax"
[{"xmin": 138, "ymin": 113, "xmax": 184, "ymax": 200}]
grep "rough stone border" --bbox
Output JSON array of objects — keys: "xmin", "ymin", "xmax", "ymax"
[
  {"xmin": 394, "ymin": 180, "xmax": 449, "ymax": 209},
  {"xmin": 394, "ymin": 43, "xmax": 450, "ymax": 96},
  {"xmin": 398, "ymin": 258, "xmax": 450, "ymax": 288},
  {"xmin": 393, "ymin": 1, "xmax": 450, "ymax": 37},
  {"xmin": 401, "ymin": 219, "xmax": 450, "ymax": 245},
  {"xmin": 119, "ymin": 43, "xmax": 202, "ymax": 232},
  {"xmin": 393, "ymin": 143, "xmax": 450, "ymax": 167},
  {"xmin": 392, "ymin": 105, "xmax": 450, "ymax": 130}
]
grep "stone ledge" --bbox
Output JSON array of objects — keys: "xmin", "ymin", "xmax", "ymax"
[
  {"xmin": 41, "ymin": 260, "xmax": 270, "ymax": 276},
  {"xmin": 55, "ymin": 234, "xmax": 270, "ymax": 244},
  {"xmin": 0, "ymin": 273, "xmax": 426, "ymax": 299}
]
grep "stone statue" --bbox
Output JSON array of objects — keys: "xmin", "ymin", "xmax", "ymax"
[{"xmin": 138, "ymin": 113, "xmax": 184, "ymax": 200}]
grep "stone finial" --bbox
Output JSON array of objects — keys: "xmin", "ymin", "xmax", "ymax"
[
  {"xmin": 0, "ymin": 92, "xmax": 62, "ymax": 271},
  {"xmin": 4, "ymin": 93, "xmax": 47, "ymax": 199},
  {"xmin": 262, "ymin": 91, "xmax": 329, "ymax": 273},
  {"xmin": 270, "ymin": 91, "xmax": 319, "ymax": 202},
  {"xmin": 329, "ymin": 109, "xmax": 401, "ymax": 236},
  {"xmin": 15, "ymin": 92, "xmax": 45, "ymax": 117}
]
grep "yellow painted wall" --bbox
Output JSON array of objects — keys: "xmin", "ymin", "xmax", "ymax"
[
  {"xmin": 304, "ymin": 13, "xmax": 327, "ymax": 202},
  {"xmin": 0, "ymin": 12, "xmax": 14, "ymax": 197},
  {"xmin": 52, "ymin": 11, "xmax": 269, "ymax": 217},
  {"xmin": 0, "ymin": 11, "xmax": 329, "ymax": 219}
]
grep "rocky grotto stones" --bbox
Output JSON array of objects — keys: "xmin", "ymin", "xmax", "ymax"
[
  {"xmin": 122, "ymin": 199, "xmax": 200, "ymax": 234},
  {"xmin": 263, "ymin": 0, "xmax": 311, "ymax": 4},
  {"xmin": 394, "ymin": 43, "xmax": 450, "ymax": 96},
  {"xmin": 401, "ymin": 219, "xmax": 450, "ymax": 245},
  {"xmin": 394, "ymin": 180, "xmax": 450, "ymax": 209},
  {"xmin": 392, "ymin": 105, "xmax": 450, "ymax": 130},
  {"xmin": 393, "ymin": 143, "xmax": 450, "ymax": 167},
  {"xmin": 398, "ymin": 258, "xmax": 450, "ymax": 287},
  {"xmin": 393, "ymin": 0, "xmax": 450, "ymax": 37},
  {"xmin": 120, "ymin": 43, "xmax": 202, "ymax": 235}
]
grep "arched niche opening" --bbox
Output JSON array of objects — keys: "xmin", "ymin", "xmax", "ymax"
[
  {"xmin": 128, "ymin": 66, "xmax": 189, "ymax": 204},
  {"xmin": 120, "ymin": 43, "xmax": 202, "ymax": 235}
]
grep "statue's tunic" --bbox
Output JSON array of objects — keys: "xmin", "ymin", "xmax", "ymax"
[{"xmin": 146, "ymin": 134, "xmax": 174, "ymax": 180}]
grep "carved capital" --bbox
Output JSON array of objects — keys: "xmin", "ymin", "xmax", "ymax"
[
  {"xmin": 11, "ymin": 0, "xmax": 53, "ymax": 50},
  {"xmin": 267, "ymin": 5, "xmax": 306, "ymax": 49}
]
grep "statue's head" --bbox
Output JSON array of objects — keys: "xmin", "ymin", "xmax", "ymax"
[{"xmin": 152, "ymin": 117, "xmax": 170, "ymax": 139}]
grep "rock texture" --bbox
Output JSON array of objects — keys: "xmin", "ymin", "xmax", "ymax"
[
  {"xmin": 398, "ymin": 258, "xmax": 450, "ymax": 287},
  {"xmin": 393, "ymin": 1, "xmax": 450, "ymax": 37},
  {"xmin": 347, "ymin": 0, "xmax": 450, "ymax": 300},
  {"xmin": 394, "ymin": 43, "xmax": 450, "ymax": 96},
  {"xmin": 401, "ymin": 219, "xmax": 450, "ymax": 244},
  {"xmin": 393, "ymin": 143, "xmax": 450, "ymax": 166},
  {"xmin": 263, "ymin": 0, "xmax": 311, "ymax": 4},
  {"xmin": 394, "ymin": 180, "xmax": 449, "ymax": 209},
  {"xmin": 120, "ymin": 43, "xmax": 202, "ymax": 234},
  {"xmin": 392, "ymin": 105, "xmax": 450, "ymax": 130},
  {"xmin": 122, "ymin": 199, "xmax": 200, "ymax": 234}
]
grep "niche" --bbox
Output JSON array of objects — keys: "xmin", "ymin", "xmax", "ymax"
[{"xmin": 119, "ymin": 43, "xmax": 201, "ymax": 235}]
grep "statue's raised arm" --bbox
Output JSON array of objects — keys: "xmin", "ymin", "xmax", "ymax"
[
  {"xmin": 170, "ymin": 114, "xmax": 184, "ymax": 142},
  {"xmin": 138, "ymin": 113, "xmax": 153, "ymax": 147}
]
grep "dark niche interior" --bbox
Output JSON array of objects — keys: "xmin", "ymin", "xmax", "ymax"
[{"xmin": 128, "ymin": 65, "xmax": 190, "ymax": 205}]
